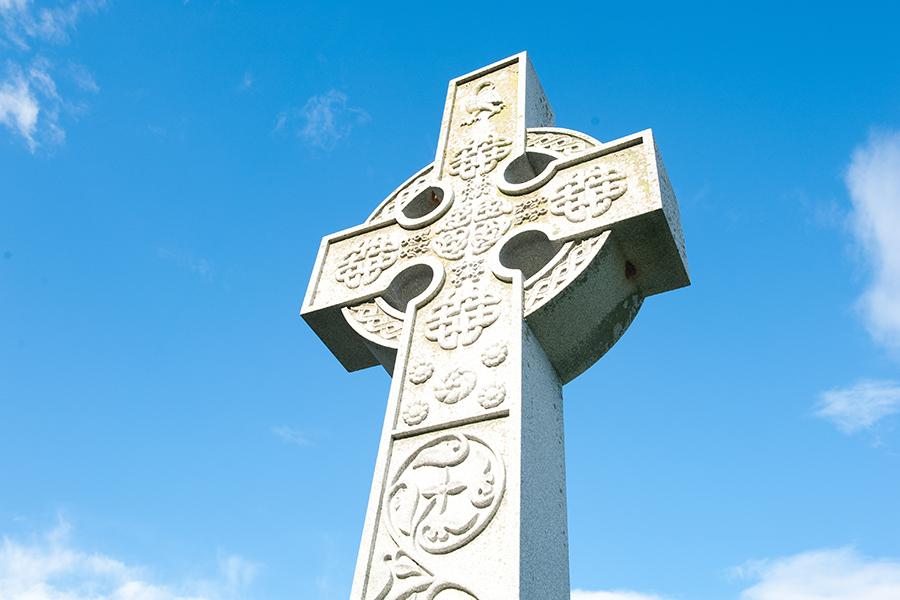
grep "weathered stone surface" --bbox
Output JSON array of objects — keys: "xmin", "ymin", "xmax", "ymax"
[{"xmin": 301, "ymin": 52, "xmax": 689, "ymax": 600}]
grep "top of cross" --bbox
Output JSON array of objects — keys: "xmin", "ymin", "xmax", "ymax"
[{"xmin": 302, "ymin": 52, "xmax": 688, "ymax": 383}]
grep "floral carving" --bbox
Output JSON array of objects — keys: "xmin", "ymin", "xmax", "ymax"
[
  {"xmin": 433, "ymin": 369, "xmax": 477, "ymax": 404},
  {"xmin": 408, "ymin": 360, "xmax": 434, "ymax": 385},
  {"xmin": 402, "ymin": 400, "xmax": 430, "ymax": 426},
  {"xmin": 480, "ymin": 342, "xmax": 508, "ymax": 367},
  {"xmin": 477, "ymin": 383, "xmax": 506, "ymax": 409}
]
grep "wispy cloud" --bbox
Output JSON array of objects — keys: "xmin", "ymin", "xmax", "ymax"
[
  {"xmin": 275, "ymin": 89, "xmax": 370, "ymax": 150},
  {"xmin": 0, "ymin": 517, "xmax": 259, "ymax": 600},
  {"xmin": 156, "ymin": 247, "xmax": 215, "ymax": 282},
  {"xmin": 0, "ymin": 0, "xmax": 104, "ymax": 151},
  {"xmin": 734, "ymin": 547, "xmax": 900, "ymax": 600},
  {"xmin": 815, "ymin": 380, "xmax": 900, "ymax": 434},
  {"xmin": 572, "ymin": 591, "xmax": 671, "ymax": 600},
  {"xmin": 272, "ymin": 425, "xmax": 312, "ymax": 446},
  {"xmin": 846, "ymin": 131, "xmax": 900, "ymax": 354},
  {"xmin": 238, "ymin": 71, "xmax": 253, "ymax": 92}
]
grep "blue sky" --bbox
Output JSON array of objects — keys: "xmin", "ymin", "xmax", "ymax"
[{"xmin": 2, "ymin": 2, "xmax": 900, "ymax": 599}]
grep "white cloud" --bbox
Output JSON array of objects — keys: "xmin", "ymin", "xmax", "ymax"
[
  {"xmin": 272, "ymin": 425, "xmax": 312, "ymax": 446},
  {"xmin": 572, "ymin": 591, "xmax": 671, "ymax": 600},
  {"xmin": 736, "ymin": 547, "xmax": 900, "ymax": 600},
  {"xmin": 0, "ymin": 67, "xmax": 39, "ymax": 148},
  {"xmin": 846, "ymin": 131, "xmax": 900, "ymax": 353},
  {"xmin": 1, "ymin": 0, "xmax": 105, "ymax": 48},
  {"xmin": 276, "ymin": 89, "xmax": 370, "ymax": 150},
  {"xmin": 0, "ymin": 519, "xmax": 258, "ymax": 600},
  {"xmin": 815, "ymin": 380, "xmax": 900, "ymax": 433},
  {"xmin": 0, "ymin": 0, "xmax": 104, "ymax": 151}
]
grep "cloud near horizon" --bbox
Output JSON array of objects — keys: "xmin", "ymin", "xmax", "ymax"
[
  {"xmin": 574, "ymin": 547, "xmax": 900, "ymax": 600},
  {"xmin": 0, "ymin": 518, "xmax": 259, "ymax": 600},
  {"xmin": 572, "ymin": 591, "xmax": 670, "ymax": 600},
  {"xmin": 846, "ymin": 130, "xmax": 900, "ymax": 354},
  {"xmin": 735, "ymin": 547, "xmax": 900, "ymax": 600}
]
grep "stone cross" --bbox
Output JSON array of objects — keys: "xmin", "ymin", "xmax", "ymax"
[{"xmin": 301, "ymin": 53, "xmax": 689, "ymax": 600}]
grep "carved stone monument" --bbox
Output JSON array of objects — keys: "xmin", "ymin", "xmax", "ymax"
[{"xmin": 302, "ymin": 53, "xmax": 689, "ymax": 600}]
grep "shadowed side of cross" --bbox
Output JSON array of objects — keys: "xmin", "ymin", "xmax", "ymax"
[{"xmin": 302, "ymin": 53, "xmax": 689, "ymax": 600}]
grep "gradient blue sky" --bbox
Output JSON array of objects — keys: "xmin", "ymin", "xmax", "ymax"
[{"xmin": 3, "ymin": 2, "xmax": 900, "ymax": 600}]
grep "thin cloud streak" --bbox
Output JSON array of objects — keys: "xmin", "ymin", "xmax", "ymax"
[
  {"xmin": 815, "ymin": 380, "xmax": 900, "ymax": 434},
  {"xmin": 272, "ymin": 425, "xmax": 312, "ymax": 446}
]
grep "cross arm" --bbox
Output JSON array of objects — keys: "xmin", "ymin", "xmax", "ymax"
[
  {"xmin": 301, "ymin": 218, "xmax": 416, "ymax": 372},
  {"xmin": 499, "ymin": 128, "xmax": 689, "ymax": 297}
]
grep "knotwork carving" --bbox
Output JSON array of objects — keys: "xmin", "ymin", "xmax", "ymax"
[
  {"xmin": 429, "ymin": 184, "xmax": 511, "ymax": 261},
  {"xmin": 513, "ymin": 196, "xmax": 548, "ymax": 225},
  {"xmin": 471, "ymin": 217, "xmax": 511, "ymax": 255},
  {"xmin": 447, "ymin": 134, "xmax": 512, "ymax": 181},
  {"xmin": 400, "ymin": 230, "xmax": 432, "ymax": 259},
  {"xmin": 431, "ymin": 228, "xmax": 469, "ymax": 261},
  {"xmin": 449, "ymin": 260, "xmax": 484, "ymax": 288},
  {"xmin": 424, "ymin": 287, "xmax": 502, "ymax": 350},
  {"xmin": 344, "ymin": 301, "xmax": 404, "ymax": 342},
  {"xmin": 386, "ymin": 433, "xmax": 505, "ymax": 556},
  {"xmin": 524, "ymin": 234, "xmax": 606, "ymax": 313},
  {"xmin": 545, "ymin": 166, "xmax": 628, "ymax": 223},
  {"xmin": 461, "ymin": 177, "xmax": 492, "ymax": 202},
  {"xmin": 526, "ymin": 131, "xmax": 593, "ymax": 156},
  {"xmin": 335, "ymin": 235, "xmax": 400, "ymax": 289},
  {"xmin": 474, "ymin": 196, "xmax": 512, "ymax": 222}
]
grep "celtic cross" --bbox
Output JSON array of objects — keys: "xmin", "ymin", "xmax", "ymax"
[{"xmin": 302, "ymin": 53, "xmax": 689, "ymax": 600}]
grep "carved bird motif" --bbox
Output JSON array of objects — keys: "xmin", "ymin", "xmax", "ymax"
[{"xmin": 460, "ymin": 82, "xmax": 504, "ymax": 127}]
